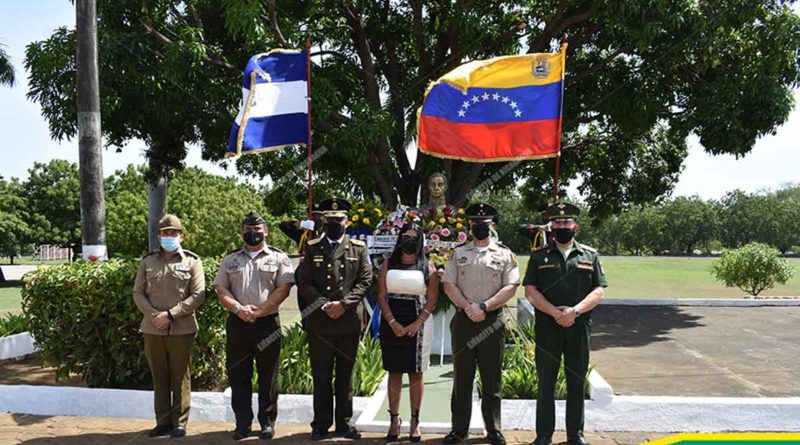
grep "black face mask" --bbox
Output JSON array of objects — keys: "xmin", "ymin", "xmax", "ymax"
[
  {"xmin": 552, "ymin": 228, "xmax": 575, "ymax": 244},
  {"xmin": 243, "ymin": 231, "xmax": 265, "ymax": 247},
  {"xmin": 400, "ymin": 236, "xmax": 418, "ymax": 254},
  {"xmin": 325, "ymin": 221, "xmax": 345, "ymax": 239},
  {"xmin": 471, "ymin": 224, "xmax": 491, "ymax": 241}
]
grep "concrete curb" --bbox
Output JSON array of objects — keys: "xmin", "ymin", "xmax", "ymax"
[
  {"xmin": 0, "ymin": 332, "xmax": 36, "ymax": 360},
  {"xmin": 599, "ymin": 298, "xmax": 800, "ymax": 307},
  {"xmin": 0, "ymin": 384, "xmax": 368, "ymax": 425}
]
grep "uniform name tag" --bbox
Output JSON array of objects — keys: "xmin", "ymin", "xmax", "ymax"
[
  {"xmin": 313, "ymin": 256, "xmax": 324, "ymax": 262},
  {"xmin": 538, "ymin": 264, "xmax": 555, "ymax": 270},
  {"xmin": 176, "ymin": 264, "xmax": 191, "ymax": 272},
  {"xmin": 346, "ymin": 257, "xmax": 358, "ymax": 261},
  {"xmin": 576, "ymin": 263, "xmax": 593, "ymax": 271}
]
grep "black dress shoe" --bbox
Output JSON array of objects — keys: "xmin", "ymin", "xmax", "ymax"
[
  {"xmin": 532, "ymin": 437, "xmax": 552, "ymax": 445},
  {"xmin": 260, "ymin": 425, "xmax": 275, "ymax": 440},
  {"xmin": 486, "ymin": 431, "xmax": 506, "ymax": 445},
  {"xmin": 567, "ymin": 434, "xmax": 591, "ymax": 445},
  {"xmin": 310, "ymin": 429, "xmax": 329, "ymax": 441},
  {"xmin": 233, "ymin": 427, "xmax": 252, "ymax": 441},
  {"xmin": 148, "ymin": 425, "xmax": 173, "ymax": 437},
  {"xmin": 170, "ymin": 426, "xmax": 187, "ymax": 438},
  {"xmin": 336, "ymin": 427, "xmax": 362, "ymax": 440},
  {"xmin": 442, "ymin": 430, "xmax": 468, "ymax": 444}
]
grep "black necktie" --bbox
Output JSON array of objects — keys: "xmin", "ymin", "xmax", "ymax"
[{"xmin": 331, "ymin": 242, "xmax": 339, "ymax": 251}]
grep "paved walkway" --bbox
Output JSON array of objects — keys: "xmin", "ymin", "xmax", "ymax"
[
  {"xmin": 590, "ymin": 305, "xmax": 800, "ymax": 397},
  {"xmin": 0, "ymin": 414, "xmax": 670, "ymax": 445}
]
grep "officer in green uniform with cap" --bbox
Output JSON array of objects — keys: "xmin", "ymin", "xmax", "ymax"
[
  {"xmin": 133, "ymin": 214, "xmax": 206, "ymax": 439},
  {"xmin": 213, "ymin": 210, "xmax": 295, "ymax": 441},
  {"xmin": 296, "ymin": 197, "xmax": 372, "ymax": 441},
  {"xmin": 442, "ymin": 203, "xmax": 519, "ymax": 445},
  {"xmin": 523, "ymin": 203, "xmax": 607, "ymax": 445}
]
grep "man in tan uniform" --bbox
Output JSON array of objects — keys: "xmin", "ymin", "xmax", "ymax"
[
  {"xmin": 133, "ymin": 214, "xmax": 206, "ymax": 438},
  {"xmin": 442, "ymin": 203, "xmax": 519, "ymax": 445},
  {"xmin": 214, "ymin": 211, "xmax": 295, "ymax": 441}
]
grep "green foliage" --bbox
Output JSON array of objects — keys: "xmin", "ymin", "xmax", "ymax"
[
  {"xmin": 21, "ymin": 258, "xmax": 228, "ymax": 389},
  {"xmin": 0, "ymin": 42, "xmax": 14, "ymax": 87},
  {"xmin": 277, "ymin": 324, "xmax": 314, "ymax": 394},
  {"xmin": 105, "ymin": 165, "xmax": 295, "ymax": 257},
  {"xmin": 0, "ymin": 177, "xmax": 32, "ymax": 262},
  {"xmin": 19, "ymin": 160, "xmax": 81, "ymax": 254},
  {"xmin": 711, "ymin": 242, "xmax": 794, "ymax": 296},
  {"xmin": 25, "ymin": 1, "xmax": 800, "ymax": 211},
  {"xmin": 0, "ymin": 313, "xmax": 27, "ymax": 337},
  {"xmin": 352, "ymin": 334, "xmax": 386, "ymax": 396}
]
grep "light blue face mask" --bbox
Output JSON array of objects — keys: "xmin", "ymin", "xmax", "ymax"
[{"xmin": 160, "ymin": 236, "xmax": 181, "ymax": 252}]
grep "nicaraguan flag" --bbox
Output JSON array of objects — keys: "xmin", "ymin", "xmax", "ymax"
[
  {"xmin": 227, "ymin": 50, "xmax": 309, "ymax": 157},
  {"xmin": 417, "ymin": 44, "xmax": 566, "ymax": 162}
]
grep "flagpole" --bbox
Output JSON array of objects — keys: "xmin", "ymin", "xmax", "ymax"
[
  {"xmin": 306, "ymin": 38, "xmax": 313, "ymax": 217},
  {"xmin": 552, "ymin": 39, "xmax": 568, "ymax": 203}
]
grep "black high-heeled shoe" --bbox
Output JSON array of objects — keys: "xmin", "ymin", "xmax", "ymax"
[
  {"xmin": 409, "ymin": 409, "xmax": 421, "ymax": 443},
  {"xmin": 386, "ymin": 410, "xmax": 402, "ymax": 443}
]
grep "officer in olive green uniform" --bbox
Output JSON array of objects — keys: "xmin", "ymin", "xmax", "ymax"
[
  {"xmin": 296, "ymin": 198, "xmax": 372, "ymax": 441},
  {"xmin": 442, "ymin": 203, "xmax": 520, "ymax": 445},
  {"xmin": 133, "ymin": 214, "xmax": 206, "ymax": 439},
  {"xmin": 523, "ymin": 203, "xmax": 607, "ymax": 445},
  {"xmin": 213, "ymin": 211, "xmax": 295, "ymax": 441}
]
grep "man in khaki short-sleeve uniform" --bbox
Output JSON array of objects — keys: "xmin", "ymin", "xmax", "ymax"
[
  {"xmin": 213, "ymin": 211, "xmax": 295, "ymax": 441},
  {"xmin": 133, "ymin": 214, "xmax": 205, "ymax": 439},
  {"xmin": 441, "ymin": 203, "xmax": 519, "ymax": 445}
]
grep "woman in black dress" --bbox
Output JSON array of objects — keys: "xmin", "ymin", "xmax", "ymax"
[{"xmin": 376, "ymin": 222, "xmax": 439, "ymax": 442}]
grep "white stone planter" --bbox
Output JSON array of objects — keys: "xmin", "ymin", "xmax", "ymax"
[
  {"xmin": 0, "ymin": 332, "xmax": 36, "ymax": 360},
  {"xmin": 429, "ymin": 306, "xmax": 455, "ymax": 360}
]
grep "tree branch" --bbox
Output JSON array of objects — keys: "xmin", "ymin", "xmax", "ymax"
[
  {"xmin": 573, "ymin": 47, "xmax": 626, "ymax": 83},
  {"xmin": 261, "ymin": 0, "xmax": 288, "ymax": 47},
  {"xmin": 141, "ymin": 20, "xmax": 238, "ymax": 72},
  {"xmin": 529, "ymin": 1, "xmax": 592, "ymax": 53}
]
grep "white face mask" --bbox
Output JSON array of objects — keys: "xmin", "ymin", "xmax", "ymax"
[{"xmin": 160, "ymin": 236, "xmax": 181, "ymax": 252}]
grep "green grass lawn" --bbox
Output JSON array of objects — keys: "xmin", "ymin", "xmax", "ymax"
[
  {"xmin": 0, "ymin": 285, "xmax": 22, "ymax": 314},
  {"xmin": 513, "ymin": 255, "xmax": 800, "ymax": 299}
]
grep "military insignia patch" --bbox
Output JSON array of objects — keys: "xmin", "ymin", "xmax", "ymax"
[
  {"xmin": 176, "ymin": 264, "xmax": 191, "ymax": 272},
  {"xmin": 458, "ymin": 256, "xmax": 469, "ymax": 265},
  {"xmin": 282, "ymin": 256, "xmax": 292, "ymax": 267}
]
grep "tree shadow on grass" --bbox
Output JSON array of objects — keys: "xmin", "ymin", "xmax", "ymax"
[{"xmin": 590, "ymin": 305, "xmax": 705, "ymax": 351}]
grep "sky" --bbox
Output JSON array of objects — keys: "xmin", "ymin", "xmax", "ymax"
[{"xmin": 1, "ymin": 0, "xmax": 798, "ymax": 200}]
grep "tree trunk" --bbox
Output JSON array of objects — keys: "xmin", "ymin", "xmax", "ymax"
[
  {"xmin": 147, "ymin": 173, "xmax": 168, "ymax": 252},
  {"xmin": 76, "ymin": 0, "xmax": 107, "ymax": 260}
]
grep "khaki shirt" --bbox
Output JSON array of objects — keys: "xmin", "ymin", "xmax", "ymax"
[
  {"xmin": 442, "ymin": 241, "xmax": 520, "ymax": 303},
  {"xmin": 133, "ymin": 248, "xmax": 206, "ymax": 336},
  {"xmin": 212, "ymin": 246, "xmax": 295, "ymax": 313}
]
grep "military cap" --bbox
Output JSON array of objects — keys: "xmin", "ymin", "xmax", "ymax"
[
  {"xmin": 318, "ymin": 197, "xmax": 351, "ymax": 218},
  {"xmin": 311, "ymin": 203, "xmax": 324, "ymax": 216},
  {"xmin": 465, "ymin": 202, "xmax": 498, "ymax": 222},
  {"xmin": 158, "ymin": 214, "xmax": 183, "ymax": 232},
  {"xmin": 542, "ymin": 202, "xmax": 580, "ymax": 222},
  {"xmin": 242, "ymin": 210, "xmax": 266, "ymax": 226}
]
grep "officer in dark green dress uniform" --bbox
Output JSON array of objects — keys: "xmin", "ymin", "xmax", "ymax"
[
  {"xmin": 442, "ymin": 203, "xmax": 520, "ymax": 445},
  {"xmin": 296, "ymin": 198, "xmax": 373, "ymax": 441},
  {"xmin": 523, "ymin": 203, "xmax": 607, "ymax": 445}
]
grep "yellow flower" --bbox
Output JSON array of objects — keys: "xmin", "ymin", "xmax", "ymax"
[
  {"xmin": 428, "ymin": 221, "xmax": 436, "ymax": 228},
  {"xmin": 457, "ymin": 208, "xmax": 465, "ymax": 215},
  {"xmin": 438, "ymin": 217, "xmax": 446, "ymax": 224},
  {"xmin": 456, "ymin": 218, "xmax": 463, "ymax": 223},
  {"xmin": 456, "ymin": 223, "xmax": 463, "ymax": 229},
  {"xmin": 358, "ymin": 208, "xmax": 365, "ymax": 213},
  {"xmin": 352, "ymin": 214, "xmax": 360, "ymax": 222},
  {"xmin": 374, "ymin": 209, "xmax": 383, "ymax": 217},
  {"xmin": 363, "ymin": 218, "xmax": 371, "ymax": 225}
]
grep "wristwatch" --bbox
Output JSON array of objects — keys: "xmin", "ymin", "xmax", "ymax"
[
  {"xmin": 479, "ymin": 302, "xmax": 488, "ymax": 313},
  {"xmin": 231, "ymin": 303, "xmax": 241, "ymax": 315},
  {"xmin": 572, "ymin": 306, "xmax": 581, "ymax": 318}
]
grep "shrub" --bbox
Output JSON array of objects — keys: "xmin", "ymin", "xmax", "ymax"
[
  {"xmin": 21, "ymin": 258, "xmax": 228, "ymax": 389},
  {"xmin": 0, "ymin": 313, "xmax": 27, "ymax": 337},
  {"xmin": 711, "ymin": 242, "xmax": 795, "ymax": 296}
]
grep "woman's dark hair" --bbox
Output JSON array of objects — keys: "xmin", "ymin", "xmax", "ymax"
[{"xmin": 387, "ymin": 222, "xmax": 429, "ymax": 287}]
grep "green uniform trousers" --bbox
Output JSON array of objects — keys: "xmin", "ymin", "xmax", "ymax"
[
  {"xmin": 534, "ymin": 316, "xmax": 590, "ymax": 439},
  {"xmin": 143, "ymin": 333, "xmax": 195, "ymax": 428},
  {"xmin": 450, "ymin": 310, "xmax": 505, "ymax": 434}
]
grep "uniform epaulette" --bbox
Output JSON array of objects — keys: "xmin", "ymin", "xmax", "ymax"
[
  {"xmin": 580, "ymin": 244, "xmax": 597, "ymax": 253},
  {"xmin": 182, "ymin": 249, "xmax": 200, "ymax": 259},
  {"xmin": 531, "ymin": 245, "xmax": 549, "ymax": 253},
  {"xmin": 350, "ymin": 239, "xmax": 366, "ymax": 246},
  {"xmin": 495, "ymin": 241, "xmax": 512, "ymax": 251},
  {"xmin": 142, "ymin": 250, "xmax": 158, "ymax": 259},
  {"xmin": 268, "ymin": 245, "xmax": 285, "ymax": 254},
  {"xmin": 307, "ymin": 238, "xmax": 322, "ymax": 246},
  {"xmin": 225, "ymin": 248, "xmax": 241, "ymax": 256}
]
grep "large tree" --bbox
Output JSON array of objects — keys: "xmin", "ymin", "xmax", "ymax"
[
  {"xmin": 0, "ymin": 42, "xmax": 14, "ymax": 87},
  {"xmin": 26, "ymin": 0, "xmax": 800, "ymax": 214},
  {"xmin": 0, "ymin": 177, "xmax": 31, "ymax": 263}
]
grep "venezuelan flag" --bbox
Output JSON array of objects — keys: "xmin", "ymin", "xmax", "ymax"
[{"xmin": 418, "ymin": 44, "xmax": 566, "ymax": 162}]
